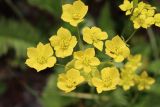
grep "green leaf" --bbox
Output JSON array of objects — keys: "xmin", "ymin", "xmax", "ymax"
[
  {"xmin": 97, "ymin": 3, "xmax": 116, "ymax": 38},
  {"xmin": 0, "ymin": 82, "xmax": 6, "ymax": 95},
  {"xmin": 148, "ymin": 60, "xmax": 160, "ymax": 73},
  {"xmin": 42, "ymin": 75, "xmax": 75, "ymax": 107},
  {"xmin": 28, "ymin": 0, "xmax": 61, "ymax": 18}
]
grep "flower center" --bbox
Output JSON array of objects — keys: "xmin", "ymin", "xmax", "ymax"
[
  {"xmin": 73, "ymin": 13, "xmax": 81, "ymax": 20},
  {"xmin": 37, "ymin": 56, "xmax": 47, "ymax": 64},
  {"xmin": 83, "ymin": 57, "xmax": 90, "ymax": 66},
  {"xmin": 61, "ymin": 39, "xmax": 70, "ymax": 49},
  {"xmin": 66, "ymin": 79, "xmax": 76, "ymax": 88}
]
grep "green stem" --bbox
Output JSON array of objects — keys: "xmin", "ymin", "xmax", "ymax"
[
  {"xmin": 77, "ymin": 26, "xmax": 84, "ymax": 50},
  {"xmin": 126, "ymin": 30, "xmax": 138, "ymax": 43},
  {"xmin": 55, "ymin": 64, "xmax": 65, "ymax": 67},
  {"xmin": 147, "ymin": 28, "xmax": 159, "ymax": 59},
  {"xmin": 60, "ymin": 92, "xmax": 109, "ymax": 101}
]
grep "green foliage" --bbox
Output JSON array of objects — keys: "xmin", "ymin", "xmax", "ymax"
[
  {"xmin": 0, "ymin": 82, "xmax": 6, "ymax": 95},
  {"xmin": 28, "ymin": 0, "xmax": 61, "ymax": 18},
  {"xmin": 97, "ymin": 2, "xmax": 116, "ymax": 38},
  {"xmin": 42, "ymin": 74, "xmax": 75, "ymax": 107},
  {"xmin": 0, "ymin": 19, "xmax": 39, "ymax": 58}
]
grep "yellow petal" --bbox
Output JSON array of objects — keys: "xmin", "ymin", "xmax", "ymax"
[
  {"xmin": 27, "ymin": 47, "xmax": 37, "ymax": 58},
  {"xmin": 82, "ymin": 27, "xmax": 93, "ymax": 44},
  {"xmin": 74, "ymin": 60, "xmax": 83, "ymax": 70},
  {"xmin": 73, "ymin": 0, "xmax": 88, "ymax": 19},
  {"xmin": 61, "ymin": 4, "xmax": 73, "ymax": 22},
  {"xmin": 93, "ymin": 41, "xmax": 103, "ymax": 51},
  {"xmin": 85, "ymin": 48, "xmax": 95, "ymax": 58},
  {"xmin": 74, "ymin": 51, "xmax": 84, "ymax": 59},
  {"xmin": 47, "ymin": 57, "xmax": 56, "ymax": 68},
  {"xmin": 57, "ymin": 27, "xmax": 71, "ymax": 38},
  {"xmin": 89, "ymin": 57, "xmax": 100, "ymax": 66}
]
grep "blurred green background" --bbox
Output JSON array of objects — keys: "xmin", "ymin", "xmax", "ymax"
[{"xmin": 0, "ymin": 0, "xmax": 160, "ymax": 107}]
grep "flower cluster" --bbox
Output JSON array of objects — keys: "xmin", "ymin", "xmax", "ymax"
[
  {"xmin": 25, "ymin": 0, "xmax": 155, "ymax": 93},
  {"xmin": 119, "ymin": 0, "xmax": 160, "ymax": 29}
]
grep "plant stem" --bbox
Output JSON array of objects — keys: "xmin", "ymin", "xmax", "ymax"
[
  {"xmin": 126, "ymin": 30, "xmax": 138, "ymax": 43},
  {"xmin": 55, "ymin": 64, "xmax": 65, "ymax": 67},
  {"xmin": 77, "ymin": 26, "xmax": 84, "ymax": 50},
  {"xmin": 60, "ymin": 92, "xmax": 109, "ymax": 101},
  {"xmin": 147, "ymin": 28, "xmax": 159, "ymax": 59}
]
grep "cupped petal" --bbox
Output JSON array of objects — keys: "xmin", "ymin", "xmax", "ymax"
[
  {"xmin": 47, "ymin": 56, "xmax": 56, "ymax": 68},
  {"xmin": 89, "ymin": 57, "xmax": 100, "ymax": 66},
  {"xmin": 93, "ymin": 41, "xmax": 103, "ymax": 51}
]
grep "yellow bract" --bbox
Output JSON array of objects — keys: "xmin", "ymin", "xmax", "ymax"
[
  {"xmin": 57, "ymin": 68, "xmax": 84, "ymax": 93},
  {"xmin": 92, "ymin": 67, "xmax": 120, "ymax": 93},
  {"xmin": 136, "ymin": 71, "xmax": 155, "ymax": 91},
  {"xmin": 25, "ymin": 42, "xmax": 56, "ymax": 72},
  {"xmin": 49, "ymin": 27, "xmax": 77, "ymax": 58},
  {"xmin": 73, "ymin": 48, "xmax": 100, "ymax": 73},
  {"xmin": 61, "ymin": 0, "xmax": 88, "ymax": 27},
  {"xmin": 154, "ymin": 13, "xmax": 160, "ymax": 27},
  {"xmin": 105, "ymin": 36, "xmax": 130, "ymax": 62},
  {"xmin": 82, "ymin": 27, "xmax": 108, "ymax": 51},
  {"xmin": 119, "ymin": 0, "xmax": 133, "ymax": 15}
]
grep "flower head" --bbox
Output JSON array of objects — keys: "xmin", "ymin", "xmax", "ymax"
[
  {"xmin": 136, "ymin": 71, "xmax": 155, "ymax": 91},
  {"xmin": 130, "ymin": 2, "xmax": 156, "ymax": 29},
  {"xmin": 25, "ymin": 42, "xmax": 56, "ymax": 72},
  {"xmin": 61, "ymin": 0, "xmax": 88, "ymax": 26},
  {"xmin": 124, "ymin": 54, "xmax": 142, "ymax": 71},
  {"xmin": 82, "ymin": 27, "xmax": 108, "ymax": 51},
  {"xmin": 49, "ymin": 27, "xmax": 77, "ymax": 58},
  {"xmin": 92, "ymin": 67, "xmax": 120, "ymax": 93},
  {"xmin": 57, "ymin": 68, "xmax": 84, "ymax": 93},
  {"xmin": 73, "ymin": 48, "xmax": 100, "ymax": 73},
  {"xmin": 119, "ymin": 0, "xmax": 133, "ymax": 15},
  {"xmin": 119, "ymin": 68, "xmax": 136, "ymax": 90},
  {"xmin": 154, "ymin": 13, "xmax": 160, "ymax": 27},
  {"xmin": 105, "ymin": 36, "xmax": 130, "ymax": 62}
]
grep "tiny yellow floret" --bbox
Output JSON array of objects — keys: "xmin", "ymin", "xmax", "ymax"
[
  {"xmin": 154, "ymin": 13, "xmax": 160, "ymax": 27},
  {"xmin": 49, "ymin": 27, "xmax": 77, "ymax": 58},
  {"xmin": 82, "ymin": 26, "xmax": 108, "ymax": 51},
  {"xmin": 25, "ymin": 42, "xmax": 56, "ymax": 72},
  {"xmin": 119, "ymin": 0, "xmax": 133, "ymax": 15},
  {"xmin": 57, "ymin": 68, "xmax": 84, "ymax": 93},
  {"xmin": 105, "ymin": 36, "xmax": 130, "ymax": 62},
  {"xmin": 92, "ymin": 67, "xmax": 120, "ymax": 93},
  {"xmin": 61, "ymin": 0, "xmax": 88, "ymax": 26},
  {"xmin": 73, "ymin": 48, "xmax": 100, "ymax": 73},
  {"xmin": 137, "ymin": 71, "xmax": 155, "ymax": 91}
]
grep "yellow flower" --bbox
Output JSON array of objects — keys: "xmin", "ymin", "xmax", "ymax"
[
  {"xmin": 154, "ymin": 13, "xmax": 160, "ymax": 27},
  {"xmin": 105, "ymin": 36, "xmax": 130, "ymax": 62},
  {"xmin": 82, "ymin": 27, "xmax": 108, "ymax": 51},
  {"xmin": 137, "ymin": 71, "xmax": 155, "ymax": 91},
  {"xmin": 133, "ymin": 15, "xmax": 154, "ymax": 29},
  {"xmin": 57, "ymin": 68, "xmax": 84, "ymax": 93},
  {"xmin": 61, "ymin": 0, "xmax": 88, "ymax": 26},
  {"xmin": 73, "ymin": 48, "xmax": 100, "ymax": 73},
  {"xmin": 130, "ymin": 2, "xmax": 156, "ymax": 29},
  {"xmin": 25, "ymin": 42, "xmax": 56, "ymax": 72},
  {"xmin": 119, "ymin": 0, "xmax": 133, "ymax": 15},
  {"xmin": 125, "ymin": 54, "xmax": 142, "ymax": 71},
  {"xmin": 92, "ymin": 67, "xmax": 120, "ymax": 93},
  {"xmin": 119, "ymin": 68, "xmax": 136, "ymax": 91},
  {"xmin": 49, "ymin": 27, "xmax": 77, "ymax": 58}
]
